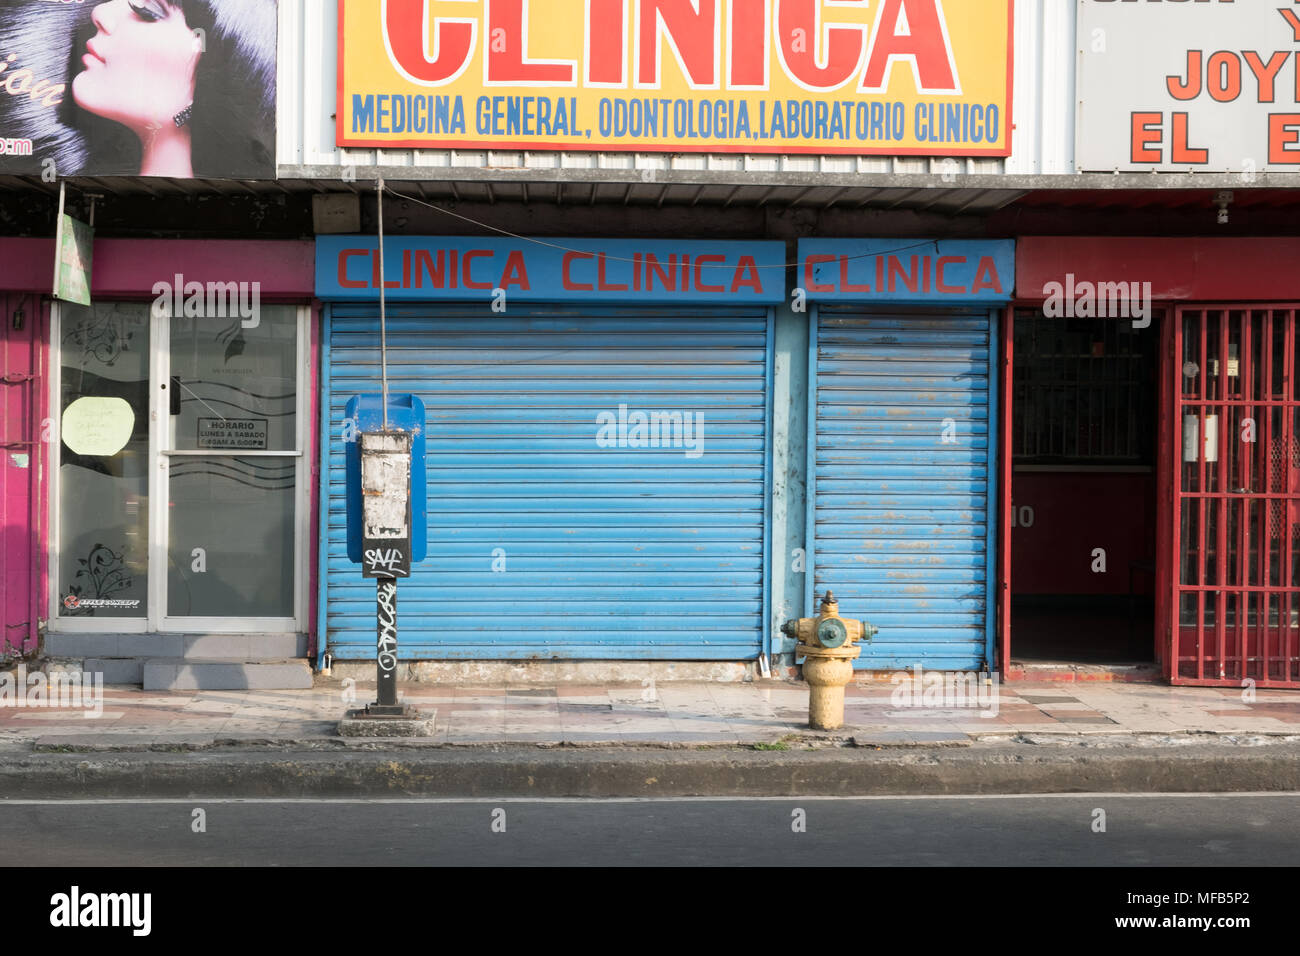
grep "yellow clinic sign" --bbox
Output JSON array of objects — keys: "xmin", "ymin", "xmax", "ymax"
[{"xmin": 337, "ymin": 0, "xmax": 1013, "ymax": 156}]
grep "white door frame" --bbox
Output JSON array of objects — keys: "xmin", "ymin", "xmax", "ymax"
[{"xmin": 48, "ymin": 301, "xmax": 311, "ymax": 634}]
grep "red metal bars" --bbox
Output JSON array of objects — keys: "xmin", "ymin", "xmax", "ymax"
[{"xmin": 1172, "ymin": 306, "xmax": 1300, "ymax": 687}]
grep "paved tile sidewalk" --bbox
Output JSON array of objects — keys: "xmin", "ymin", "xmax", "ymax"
[{"xmin": 2, "ymin": 675, "xmax": 1299, "ymax": 748}]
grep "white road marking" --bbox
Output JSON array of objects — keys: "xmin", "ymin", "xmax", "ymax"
[{"xmin": 1, "ymin": 792, "xmax": 1297, "ymax": 805}]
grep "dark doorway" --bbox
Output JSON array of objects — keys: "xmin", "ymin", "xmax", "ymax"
[{"xmin": 1009, "ymin": 309, "xmax": 1160, "ymax": 665}]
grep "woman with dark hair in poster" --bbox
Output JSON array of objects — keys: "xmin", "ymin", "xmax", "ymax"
[{"xmin": 0, "ymin": 0, "xmax": 277, "ymax": 180}]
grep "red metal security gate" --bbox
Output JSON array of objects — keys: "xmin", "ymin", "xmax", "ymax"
[{"xmin": 1172, "ymin": 306, "xmax": 1300, "ymax": 686}]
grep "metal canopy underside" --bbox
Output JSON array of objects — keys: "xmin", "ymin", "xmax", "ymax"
[
  {"xmin": 0, "ymin": 172, "xmax": 1027, "ymax": 215},
  {"xmin": 5, "ymin": 169, "xmax": 1298, "ymax": 215}
]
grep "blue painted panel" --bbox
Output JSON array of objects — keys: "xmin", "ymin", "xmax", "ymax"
[
  {"xmin": 325, "ymin": 306, "xmax": 769, "ymax": 659},
  {"xmin": 317, "ymin": 237, "xmax": 786, "ymax": 304},
  {"xmin": 798, "ymin": 240, "xmax": 1014, "ymax": 304},
  {"xmin": 343, "ymin": 393, "xmax": 427, "ymax": 564},
  {"xmin": 812, "ymin": 306, "xmax": 993, "ymax": 671}
]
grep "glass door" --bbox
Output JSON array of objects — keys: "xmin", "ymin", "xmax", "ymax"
[
  {"xmin": 156, "ymin": 304, "xmax": 306, "ymax": 631},
  {"xmin": 52, "ymin": 301, "xmax": 308, "ymax": 633}
]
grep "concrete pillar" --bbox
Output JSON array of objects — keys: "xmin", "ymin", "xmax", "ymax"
[{"xmin": 768, "ymin": 298, "xmax": 810, "ymax": 671}]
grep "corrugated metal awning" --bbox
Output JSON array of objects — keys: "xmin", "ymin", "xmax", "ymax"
[
  {"xmin": 8, "ymin": 171, "xmax": 1299, "ymax": 216},
  {"xmin": 0, "ymin": 170, "xmax": 1028, "ymax": 214}
]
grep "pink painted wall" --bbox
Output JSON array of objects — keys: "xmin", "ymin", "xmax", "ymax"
[
  {"xmin": 0, "ymin": 294, "xmax": 44, "ymax": 657},
  {"xmin": 0, "ymin": 238, "xmax": 315, "ymax": 296},
  {"xmin": 0, "ymin": 237, "xmax": 317, "ymax": 653}
]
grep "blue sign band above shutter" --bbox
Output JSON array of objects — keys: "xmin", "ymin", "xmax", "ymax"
[
  {"xmin": 317, "ymin": 237, "xmax": 786, "ymax": 304},
  {"xmin": 798, "ymin": 239, "xmax": 1015, "ymax": 304}
]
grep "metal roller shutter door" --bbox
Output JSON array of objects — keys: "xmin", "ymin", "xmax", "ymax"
[
  {"xmin": 811, "ymin": 306, "xmax": 996, "ymax": 671},
  {"xmin": 324, "ymin": 306, "xmax": 771, "ymax": 660}
]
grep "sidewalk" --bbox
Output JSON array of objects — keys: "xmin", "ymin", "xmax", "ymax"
[
  {"xmin": 2, "ymin": 675, "xmax": 1299, "ymax": 750},
  {"xmin": 3, "ymin": 673, "xmax": 1299, "ymax": 798}
]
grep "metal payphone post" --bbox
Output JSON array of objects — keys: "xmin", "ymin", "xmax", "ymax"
[
  {"xmin": 360, "ymin": 430, "xmax": 411, "ymax": 713},
  {"xmin": 342, "ymin": 393, "xmax": 428, "ymax": 723}
]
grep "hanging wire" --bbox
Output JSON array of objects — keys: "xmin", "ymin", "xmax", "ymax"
[
  {"xmin": 377, "ymin": 177, "xmax": 389, "ymax": 430},
  {"xmin": 379, "ymin": 184, "xmax": 943, "ymax": 269}
]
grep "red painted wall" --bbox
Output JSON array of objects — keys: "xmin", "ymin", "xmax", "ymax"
[
  {"xmin": 1011, "ymin": 472, "xmax": 1156, "ymax": 596},
  {"xmin": 1016, "ymin": 237, "xmax": 1300, "ymax": 303}
]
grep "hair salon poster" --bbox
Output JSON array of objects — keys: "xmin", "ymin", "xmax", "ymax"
[{"xmin": 0, "ymin": 0, "xmax": 277, "ymax": 179}]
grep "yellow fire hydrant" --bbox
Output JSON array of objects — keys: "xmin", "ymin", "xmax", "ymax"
[{"xmin": 780, "ymin": 592, "xmax": 878, "ymax": 730}]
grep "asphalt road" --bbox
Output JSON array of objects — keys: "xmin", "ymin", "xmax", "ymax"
[{"xmin": 1, "ymin": 793, "xmax": 1297, "ymax": 866}]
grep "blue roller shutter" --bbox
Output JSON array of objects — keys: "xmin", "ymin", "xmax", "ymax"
[
  {"xmin": 324, "ymin": 305, "xmax": 770, "ymax": 660},
  {"xmin": 810, "ymin": 306, "xmax": 995, "ymax": 671}
]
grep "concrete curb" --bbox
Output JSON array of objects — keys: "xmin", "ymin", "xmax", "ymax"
[{"xmin": 2, "ymin": 741, "xmax": 1299, "ymax": 798}]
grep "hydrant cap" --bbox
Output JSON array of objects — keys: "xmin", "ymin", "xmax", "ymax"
[{"xmin": 816, "ymin": 616, "xmax": 849, "ymax": 648}]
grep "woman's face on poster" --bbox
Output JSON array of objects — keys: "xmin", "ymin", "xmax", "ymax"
[{"xmin": 71, "ymin": 0, "xmax": 200, "ymax": 133}]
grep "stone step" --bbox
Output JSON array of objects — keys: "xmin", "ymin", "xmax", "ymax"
[
  {"xmin": 1006, "ymin": 661, "xmax": 1163, "ymax": 683},
  {"xmin": 45, "ymin": 633, "xmax": 306, "ymax": 660},
  {"xmin": 143, "ymin": 658, "xmax": 314, "ymax": 691},
  {"xmin": 82, "ymin": 658, "xmax": 145, "ymax": 686}
]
